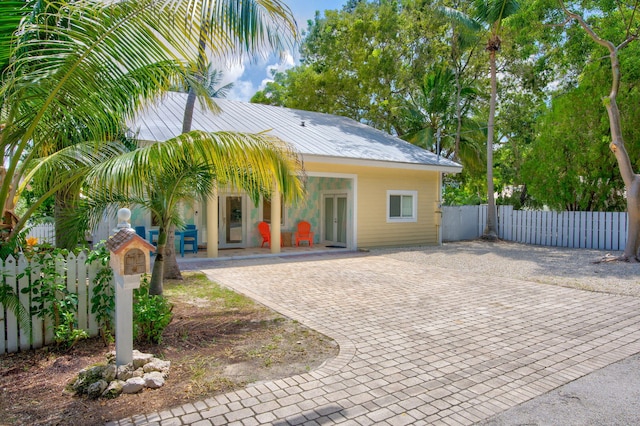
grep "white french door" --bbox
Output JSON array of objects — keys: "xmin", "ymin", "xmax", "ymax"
[
  {"xmin": 323, "ymin": 194, "xmax": 348, "ymax": 247},
  {"xmin": 219, "ymin": 194, "xmax": 246, "ymax": 248}
]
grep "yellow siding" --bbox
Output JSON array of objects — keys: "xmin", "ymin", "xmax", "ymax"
[{"xmin": 306, "ymin": 162, "xmax": 441, "ymax": 248}]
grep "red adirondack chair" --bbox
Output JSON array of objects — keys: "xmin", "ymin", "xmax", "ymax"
[{"xmin": 294, "ymin": 221, "xmax": 314, "ymax": 247}]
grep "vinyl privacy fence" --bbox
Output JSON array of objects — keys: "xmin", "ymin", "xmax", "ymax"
[
  {"xmin": 1, "ymin": 252, "xmax": 104, "ymax": 354},
  {"xmin": 443, "ymin": 205, "xmax": 629, "ymax": 251}
]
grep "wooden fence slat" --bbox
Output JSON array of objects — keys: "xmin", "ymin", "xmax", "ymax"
[
  {"xmin": 535, "ymin": 211, "xmax": 542, "ymax": 246},
  {"xmin": 612, "ymin": 213, "xmax": 620, "ymax": 251},
  {"xmin": 586, "ymin": 212, "xmax": 593, "ymax": 249},
  {"xmin": 4, "ymin": 255, "xmax": 18, "ymax": 353},
  {"xmin": 87, "ymin": 259, "xmax": 100, "ymax": 337},
  {"xmin": 622, "ymin": 212, "xmax": 629, "ymax": 250},
  {"xmin": 507, "ymin": 206, "xmax": 514, "ymax": 241},
  {"xmin": 67, "ymin": 252, "xmax": 80, "ymax": 335},
  {"xmin": 577, "ymin": 212, "xmax": 585, "ymax": 248},
  {"xmin": 29, "ymin": 258, "xmax": 43, "ymax": 350},
  {"xmin": 598, "ymin": 212, "xmax": 606, "ymax": 250},
  {"xmin": 517, "ymin": 210, "xmax": 523, "ymax": 243},
  {"xmin": 17, "ymin": 255, "xmax": 31, "ymax": 351},
  {"xmin": 76, "ymin": 252, "xmax": 89, "ymax": 332}
]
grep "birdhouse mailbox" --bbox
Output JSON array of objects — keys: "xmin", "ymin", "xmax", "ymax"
[
  {"xmin": 106, "ymin": 208, "xmax": 156, "ymax": 366},
  {"xmin": 105, "ymin": 210, "xmax": 155, "ymax": 289},
  {"xmin": 106, "ymin": 231, "xmax": 155, "ymax": 285}
]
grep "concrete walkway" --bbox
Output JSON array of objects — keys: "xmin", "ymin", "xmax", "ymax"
[{"xmin": 112, "ymin": 251, "xmax": 640, "ymax": 425}]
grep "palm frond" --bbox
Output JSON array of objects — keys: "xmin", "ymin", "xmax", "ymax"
[
  {"xmin": 0, "ymin": 284, "xmax": 30, "ymax": 334},
  {"xmin": 473, "ymin": 0, "xmax": 520, "ymax": 26},
  {"xmin": 437, "ymin": 6, "xmax": 483, "ymax": 32},
  {"xmin": 200, "ymin": 0, "xmax": 298, "ymax": 58},
  {"xmin": 86, "ymin": 130, "xmax": 305, "ymax": 205},
  {"xmin": 20, "ymin": 140, "xmax": 130, "ymax": 196},
  {"xmin": 0, "ymin": 0, "xmax": 31, "ymax": 69}
]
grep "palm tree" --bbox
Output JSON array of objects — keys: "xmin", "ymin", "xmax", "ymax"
[
  {"xmin": 476, "ymin": 0, "xmax": 520, "ymax": 239},
  {"xmin": 0, "ymin": 0, "xmax": 297, "ymax": 243},
  {"xmin": 403, "ymin": 65, "xmax": 478, "ymax": 161},
  {"xmin": 164, "ymin": 65, "xmax": 235, "ymax": 280},
  {"xmin": 79, "ymin": 131, "xmax": 304, "ymax": 295},
  {"xmin": 174, "ymin": 64, "xmax": 235, "ymax": 99},
  {"xmin": 442, "ymin": 0, "xmax": 520, "ymax": 239}
]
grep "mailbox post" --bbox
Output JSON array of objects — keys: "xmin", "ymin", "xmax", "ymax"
[{"xmin": 105, "ymin": 208, "xmax": 156, "ymax": 366}]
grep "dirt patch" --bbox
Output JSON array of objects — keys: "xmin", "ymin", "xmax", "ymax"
[{"xmin": 0, "ymin": 273, "xmax": 338, "ymax": 425}]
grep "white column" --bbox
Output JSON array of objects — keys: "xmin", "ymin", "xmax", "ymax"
[
  {"xmin": 270, "ymin": 185, "xmax": 281, "ymax": 254},
  {"xmin": 113, "ymin": 274, "xmax": 140, "ymax": 366},
  {"xmin": 206, "ymin": 186, "xmax": 218, "ymax": 258}
]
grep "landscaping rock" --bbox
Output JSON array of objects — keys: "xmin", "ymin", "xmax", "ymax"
[
  {"xmin": 86, "ymin": 380, "xmax": 108, "ymax": 399},
  {"xmin": 143, "ymin": 358, "xmax": 171, "ymax": 376},
  {"xmin": 122, "ymin": 377, "xmax": 145, "ymax": 394},
  {"xmin": 102, "ymin": 364, "xmax": 117, "ymax": 382},
  {"xmin": 71, "ymin": 351, "xmax": 170, "ymax": 399},
  {"xmin": 144, "ymin": 372, "xmax": 165, "ymax": 389},
  {"xmin": 116, "ymin": 364, "xmax": 134, "ymax": 381},
  {"xmin": 102, "ymin": 380, "xmax": 125, "ymax": 399},
  {"xmin": 132, "ymin": 350, "xmax": 154, "ymax": 369}
]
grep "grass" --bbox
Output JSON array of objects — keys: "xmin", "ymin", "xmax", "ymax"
[{"xmin": 165, "ymin": 272, "xmax": 256, "ymax": 310}]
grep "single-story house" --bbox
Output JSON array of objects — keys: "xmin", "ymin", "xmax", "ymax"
[{"xmin": 129, "ymin": 92, "xmax": 461, "ymax": 256}]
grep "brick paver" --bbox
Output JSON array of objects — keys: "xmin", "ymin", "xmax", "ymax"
[{"xmin": 113, "ymin": 251, "xmax": 640, "ymax": 425}]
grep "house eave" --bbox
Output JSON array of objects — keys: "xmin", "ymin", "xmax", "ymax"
[{"xmin": 303, "ymin": 154, "xmax": 463, "ymax": 174}]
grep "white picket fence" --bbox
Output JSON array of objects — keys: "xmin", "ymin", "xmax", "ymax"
[
  {"xmin": 1, "ymin": 252, "xmax": 103, "ymax": 354},
  {"xmin": 443, "ymin": 205, "xmax": 629, "ymax": 251},
  {"xmin": 26, "ymin": 218, "xmax": 116, "ymax": 248},
  {"xmin": 26, "ymin": 223, "xmax": 56, "ymax": 245}
]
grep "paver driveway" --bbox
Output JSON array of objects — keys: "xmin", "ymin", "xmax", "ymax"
[{"xmin": 115, "ymin": 252, "xmax": 640, "ymax": 425}]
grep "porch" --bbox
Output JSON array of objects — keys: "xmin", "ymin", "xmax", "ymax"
[{"xmin": 175, "ymin": 242, "xmax": 353, "ymax": 265}]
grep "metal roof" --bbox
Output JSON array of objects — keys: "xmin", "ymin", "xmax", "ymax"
[{"xmin": 131, "ymin": 92, "xmax": 462, "ymax": 172}]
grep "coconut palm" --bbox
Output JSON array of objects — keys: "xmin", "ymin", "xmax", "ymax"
[
  {"xmin": 475, "ymin": 0, "xmax": 520, "ymax": 239},
  {"xmin": 0, "ymin": 0, "xmax": 297, "ymax": 243},
  {"xmin": 78, "ymin": 131, "xmax": 304, "ymax": 295},
  {"xmin": 174, "ymin": 64, "xmax": 235, "ymax": 99},
  {"xmin": 403, "ymin": 65, "xmax": 478, "ymax": 160},
  {"xmin": 442, "ymin": 0, "xmax": 520, "ymax": 239},
  {"xmin": 165, "ymin": 65, "xmax": 235, "ymax": 280}
]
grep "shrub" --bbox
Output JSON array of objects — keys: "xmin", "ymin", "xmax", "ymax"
[
  {"xmin": 86, "ymin": 243, "xmax": 115, "ymax": 345},
  {"xmin": 133, "ymin": 276, "xmax": 173, "ymax": 344}
]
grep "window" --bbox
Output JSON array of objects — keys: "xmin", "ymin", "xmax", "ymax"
[
  {"xmin": 262, "ymin": 198, "xmax": 285, "ymax": 226},
  {"xmin": 387, "ymin": 191, "xmax": 417, "ymax": 222}
]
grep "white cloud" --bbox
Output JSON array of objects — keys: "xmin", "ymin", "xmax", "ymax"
[
  {"xmin": 219, "ymin": 59, "xmax": 245, "ymax": 86},
  {"xmin": 210, "ymin": 51, "xmax": 298, "ymax": 101},
  {"xmin": 258, "ymin": 52, "xmax": 296, "ymax": 91},
  {"xmin": 228, "ymin": 80, "xmax": 257, "ymax": 102}
]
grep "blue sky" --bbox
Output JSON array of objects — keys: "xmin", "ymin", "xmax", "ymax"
[{"xmin": 223, "ymin": 1, "xmax": 346, "ymax": 101}]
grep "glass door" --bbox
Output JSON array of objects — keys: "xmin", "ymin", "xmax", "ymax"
[
  {"xmin": 219, "ymin": 195, "xmax": 245, "ymax": 248},
  {"xmin": 323, "ymin": 194, "xmax": 348, "ymax": 247}
]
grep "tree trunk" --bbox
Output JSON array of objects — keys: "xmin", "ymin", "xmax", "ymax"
[
  {"xmin": 562, "ymin": 5, "xmax": 640, "ymax": 261},
  {"xmin": 149, "ymin": 228, "xmax": 168, "ymax": 295},
  {"xmin": 483, "ymin": 48, "xmax": 499, "ymax": 239},
  {"xmin": 605, "ymin": 94, "xmax": 640, "ymax": 261},
  {"xmin": 163, "ymin": 224, "xmax": 183, "ymax": 280},
  {"xmin": 160, "ymin": 88, "xmax": 196, "ymax": 280}
]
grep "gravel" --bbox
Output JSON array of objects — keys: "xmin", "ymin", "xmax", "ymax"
[{"xmin": 371, "ymin": 240, "xmax": 640, "ymax": 297}]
